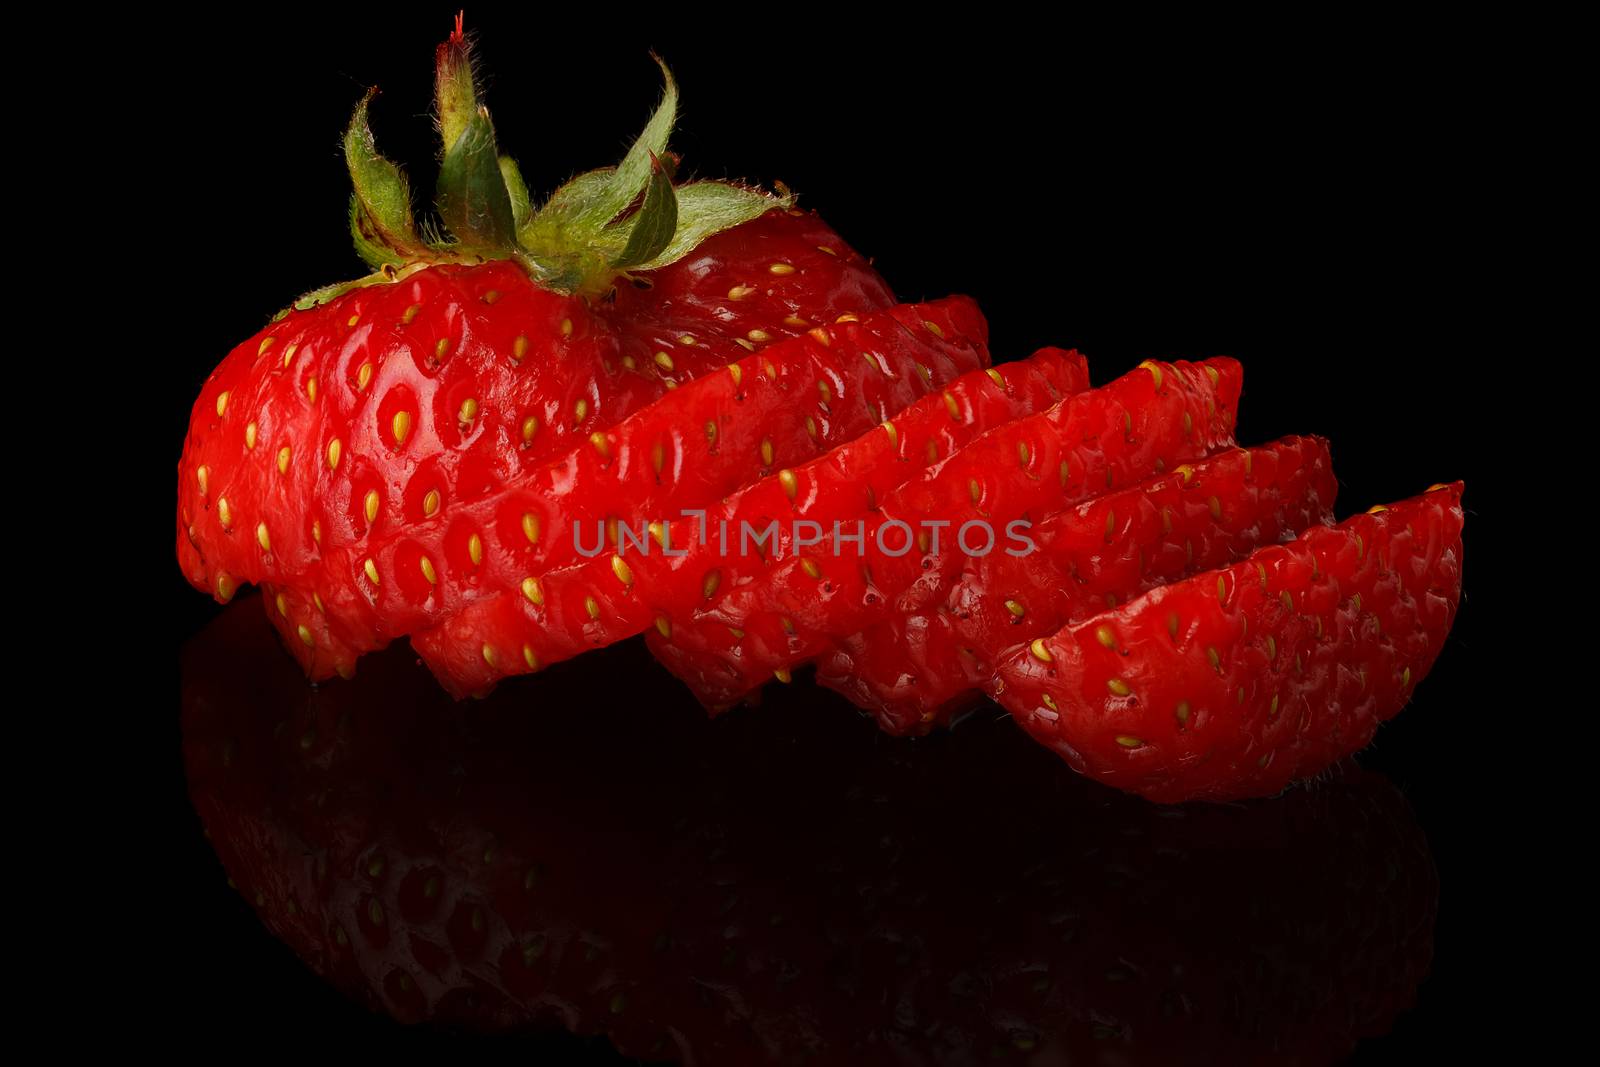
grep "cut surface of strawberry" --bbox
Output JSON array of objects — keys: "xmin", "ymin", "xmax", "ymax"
[
  {"xmin": 991, "ymin": 483, "xmax": 1465, "ymax": 803},
  {"xmin": 647, "ymin": 357, "xmax": 1242, "ymax": 710},
  {"xmin": 411, "ymin": 349, "xmax": 1092, "ymax": 695},
  {"xmin": 818, "ymin": 435, "xmax": 1338, "ymax": 734}
]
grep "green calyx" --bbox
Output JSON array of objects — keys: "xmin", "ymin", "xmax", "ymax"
[{"xmin": 297, "ymin": 15, "xmax": 790, "ymax": 310}]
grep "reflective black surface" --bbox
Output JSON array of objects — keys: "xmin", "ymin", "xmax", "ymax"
[{"xmin": 180, "ymin": 597, "xmax": 1434, "ymax": 1063}]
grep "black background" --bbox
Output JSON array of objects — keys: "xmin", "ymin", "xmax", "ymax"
[{"xmin": 136, "ymin": 7, "xmax": 1525, "ymax": 1060}]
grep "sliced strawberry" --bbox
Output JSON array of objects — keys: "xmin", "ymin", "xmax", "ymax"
[
  {"xmin": 992, "ymin": 483, "xmax": 1465, "ymax": 803},
  {"xmin": 410, "ymin": 349, "xmax": 1093, "ymax": 695},
  {"xmin": 259, "ymin": 298, "xmax": 990, "ymax": 681},
  {"xmin": 648, "ymin": 357, "xmax": 1242, "ymax": 710},
  {"xmin": 818, "ymin": 436, "xmax": 1338, "ymax": 735}
]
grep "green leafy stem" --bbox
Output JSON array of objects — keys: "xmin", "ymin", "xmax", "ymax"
[{"xmin": 296, "ymin": 15, "xmax": 790, "ymax": 311}]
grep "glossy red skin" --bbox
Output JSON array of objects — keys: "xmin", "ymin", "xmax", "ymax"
[
  {"xmin": 412, "ymin": 351, "xmax": 1094, "ymax": 694},
  {"xmin": 185, "ymin": 597, "xmax": 1436, "ymax": 1063},
  {"xmin": 413, "ymin": 349, "xmax": 1091, "ymax": 695},
  {"xmin": 819, "ymin": 436, "xmax": 1338, "ymax": 735},
  {"xmin": 992, "ymin": 484, "xmax": 1465, "ymax": 803},
  {"xmin": 271, "ymin": 296, "xmax": 989, "ymax": 682},
  {"xmin": 396, "ymin": 297, "xmax": 992, "ymax": 691},
  {"xmin": 176, "ymin": 210, "xmax": 896, "ymax": 679},
  {"xmin": 649, "ymin": 358, "xmax": 1242, "ymax": 711}
]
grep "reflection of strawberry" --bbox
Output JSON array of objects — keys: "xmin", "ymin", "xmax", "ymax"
[
  {"xmin": 176, "ymin": 18, "xmax": 920, "ymax": 680},
  {"xmin": 819, "ymin": 436, "xmax": 1338, "ymax": 735},
  {"xmin": 994, "ymin": 484, "xmax": 1465, "ymax": 802},
  {"xmin": 184, "ymin": 596, "xmax": 1437, "ymax": 1064}
]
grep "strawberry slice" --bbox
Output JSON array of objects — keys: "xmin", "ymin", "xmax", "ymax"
[
  {"xmin": 647, "ymin": 358, "xmax": 1242, "ymax": 709},
  {"xmin": 991, "ymin": 483, "xmax": 1465, "ymax": 803},
  {"xmin": 817, "ymin": 436, "xmax": 1338, "ymax": 735},
  {"xmin": 261, "ymin": 298, "xmax": 992, "ymax": 679},
  {"xmin": 410, "ymin": 349, "xmax": 1093, "ymax": 694}
]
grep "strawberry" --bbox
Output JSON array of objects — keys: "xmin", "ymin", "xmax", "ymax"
[
  {"xmin": 184, "ymin": 595, "xmax": 1436, "ymax": 1061},
  {"xmin": 244, "ymin": 295, "xmax": 990, "ymax": 682},
  {"xmin": 171, "ymin": 17, "xmax": 1467, "ymax": 811},
  {"xmin": 176, "ymin": 19, "xmax": 913, "ymax": 678},
  {"xmin": 410, "ymin": 348, "xmax": 1092, "ymax": 695},
  {"xmin": 646, "ymin": 357, "xmax": 1241, "ymax": 710},
  {"xmin": 991, "ymin": 483, "xmax": 1465, "ymax": 803},
  {"xmin": 818, "ymin": 436, "xmax": 1338, "ymax": 735},
  {"xmin": 382, "ymin": 297, "xmax": 994, "ymax": 693}
]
